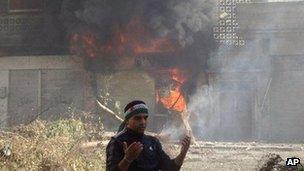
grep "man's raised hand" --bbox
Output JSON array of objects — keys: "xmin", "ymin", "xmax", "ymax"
[
  {"xmin": 123, "ymin": 142, "xmax": 143, "ymax": 162},
  {"xmin": 180, "ymin": 136, "xmax": 191, "ymax": 154}
]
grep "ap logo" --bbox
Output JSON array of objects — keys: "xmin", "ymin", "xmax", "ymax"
[{"xmin": 286, "ymin": 157, "xmax": 303, "ymax": 168}]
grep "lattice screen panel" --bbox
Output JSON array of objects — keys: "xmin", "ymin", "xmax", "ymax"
[{"xmin": 214, "ymin": 0, "xmax": 253, "ymax": 46}]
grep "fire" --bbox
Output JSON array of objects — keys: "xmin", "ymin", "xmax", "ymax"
[
  {"xmin": 170, "ymin": 68, "xmax": 187, "ymax": 84},
  {"xmin": 158, "ymin": 87, "xmax": 187, "ymax": 112},
  {"xmin": 156, "ymin": 68, "xmax": 187, "ymax": 112},
  {"xmin": 69, "ymin": 16, "xmax": 177, "ymax": 58},
  {"xmin": 156, "ymin": 68, "xmax": 196, "ymax": 142},
  {"xmin": 69, "ymin": 33, "xmax": 113, "ymax": 58},
  {"xmin": 133, "ymin": 38, "xmax": 174, "ymax": 54}
]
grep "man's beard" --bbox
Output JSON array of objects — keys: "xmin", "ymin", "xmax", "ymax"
[{"xmin": 136, "ymin": 125, "xmax": 146, "ymax": 133}]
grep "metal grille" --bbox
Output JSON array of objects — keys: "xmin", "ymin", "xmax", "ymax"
[{"xmin": 214, "ymin": 0, "xmax": 252, "ymax": 46}]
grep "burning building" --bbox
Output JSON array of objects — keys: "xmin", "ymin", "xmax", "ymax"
[
  {"xmin": 0, "ymin": 0, "xmax": 303, "ymax": 143},
  {"xmin": 61, "ymin": 0, "xmax": 216, "ymax": 139},
  {"xmin": 0, "ymin": 0, "xmax": 216, "ymax": 134}
]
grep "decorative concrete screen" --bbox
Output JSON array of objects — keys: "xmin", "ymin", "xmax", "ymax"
[{"xmin": 214, "ymin": 0, "xmax": 252, "ymax": 46}]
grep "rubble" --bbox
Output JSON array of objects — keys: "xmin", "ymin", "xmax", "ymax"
[{"xmin": 257, "ymin": 153, "xmax": 285, "ymax": 171}]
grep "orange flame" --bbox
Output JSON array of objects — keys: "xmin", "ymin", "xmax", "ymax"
[
  {"xmin": 157, "ymin": 68, "xmax": 187, "ymax": 112},
  {"xmin": 133, "ymin": 38, "xmax": 174, "ymax": 54},
  {"xmin": 69, "ymin": 33, "xmax": 114, "ymax": 58},
  {"xmin": 69, "ymin": 16, "xmax": 177, "ymax": 58}
]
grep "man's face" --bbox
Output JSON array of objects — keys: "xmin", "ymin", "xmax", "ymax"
[{"xmin": 126, "ymin": 113, "xmax": 148, "ymax": 134}]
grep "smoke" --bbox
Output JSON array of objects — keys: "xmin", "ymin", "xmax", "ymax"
[
  {"xmin": 186, "ymin": 1, "xmax": 300, "ymax": 142},
  {"xmin": 61, "ymin": 0, "xmax": 218, "ymax": 138},
  {"xmin": 188, "ymin": 85, "xmax": 216, "ymax": 139},
  {"xmin": 188, "ymin": 40, "xmax": 272, "ymax": 141},
  {"xmin": 61, "ymin": 0, "xmax": 217, "ymax": 47}
]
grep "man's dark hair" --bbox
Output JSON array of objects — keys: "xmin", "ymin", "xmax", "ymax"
[{"xmin": 124, "ymin": 100, "xmax": 146, "ymax": 113}]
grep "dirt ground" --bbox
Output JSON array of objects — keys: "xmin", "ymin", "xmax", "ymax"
[
  {"xmin": 100, "ymin": 132, "xmax": 303, "ymax": 171},
  {"xmin": 160, "ymin": 141, "xmax": 304, "ymax": 171}
]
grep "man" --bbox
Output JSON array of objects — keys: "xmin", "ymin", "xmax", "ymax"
[{"xmin": 106, "ymin": 100, "xmax": 190, "ymax": 171}]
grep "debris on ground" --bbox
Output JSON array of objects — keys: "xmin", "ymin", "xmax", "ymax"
[{"xmin": 257, "ymin": 153, "xmax": 286, "ymax": 171}]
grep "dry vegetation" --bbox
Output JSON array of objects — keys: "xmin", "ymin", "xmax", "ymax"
[{"xmin": 0, "ymin": 119, "xmax": 106, "ymax": 170}]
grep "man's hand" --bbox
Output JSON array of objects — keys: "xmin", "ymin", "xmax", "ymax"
[
  {"xmin": 118, "ymin": 142, "xmax": 143, "ymax": 171},
  {"xmin": 123, "ymin": 141, "xmax": 143, "ymax": 162},
  {"xmin": 180, "ymin": 136, "xmax": 191, "ymax": 154},
  {"xmin": 174, "ymin": 135, "xmax": 191, "ymax": 167}
]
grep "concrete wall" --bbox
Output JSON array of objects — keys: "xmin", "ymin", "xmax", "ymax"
[
  {"xmin": 0, "ymin": 55, "xmax": 156, "ymax": 130},
  {"xmin": 0, "ymin": 0, "xmax": 66, "ymax": 56},
  {"xmin": 234, "ymin": 1, "xmax": 304, "ymax": 142},
  {"xmin": 0, "ymin": 55, "xmax": 87, "ymax": 126},
  {"xmin": 0, "ymin": 71, "xmax": 8, "ymax": 128},
  {"xmin": 8, "ymin": 70, "xmax": 39, "ymax": 125},
  {"xmin": 203, "ymin": 1, "xmax": 304, "ymax": 142},
  {"xmin": 0, "ymin": 56, "xmax": 83, "ymax": 70}
]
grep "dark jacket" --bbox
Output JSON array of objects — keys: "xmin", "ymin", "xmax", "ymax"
[{"xmin": 106, "ymin": 128, "xmax": 181, "ymax": 171}]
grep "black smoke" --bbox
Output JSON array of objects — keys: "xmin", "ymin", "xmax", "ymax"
[
  {"xmin": 61, "ymin": 0, "xmax": 218, "ymax": 76},
  {"xmin": 61, "ymin": 0, "xmax": 216, "ymax": 47},
  {"xmin": 61, "ymin": 0, "xmax": 218, "ymax": 135}
]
